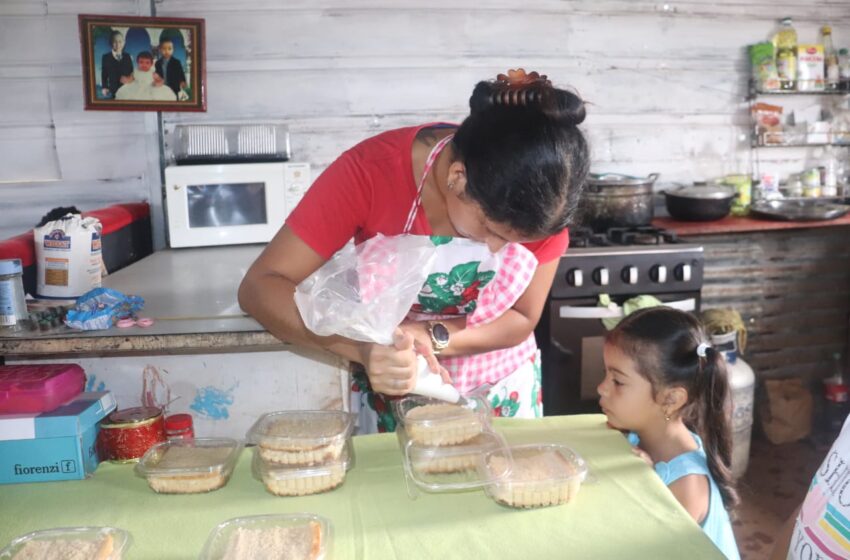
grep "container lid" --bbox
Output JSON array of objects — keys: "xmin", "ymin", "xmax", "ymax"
[
  {"xmin": 135, "ymin": 437, "xmax": 242, "ymax": 479},
  {"xmin": 479, "ymin": 443, "xmax": 588, "ymax": 486},
  {"xmin": 398, "ymin": 427, "xmax": 512, "ymax": 493},
  {"xmin": 587, "ymin": 172, "xmax": 660, "ymax": 187},
  {"xmin": 246, "ymin": 410, "xmax": 353, "ymax": 450},
  {"xmin": 103, "ymin": 406, "xmax": 162, "ymax": 427},
  {"xmin": 0, "ymin": 526, "xmax": 132, "ymax": 559},
  {"xmin": 165, "ymin": 413, "xmax": 194, "ymax": 431},
  {"xmin": 0, "ymin": 258, "xmax": 22, "ymax": 276},
  {"xmin": 199, "ymin": 513, "xmax": 331, "ymax": 560},
  {"xmin": 391, "ymin": 394, "xmax": 490, "ymax": 432},
  {"xmin": 251, "ymin": 441, "xmax": 354, "ymax": 481}
]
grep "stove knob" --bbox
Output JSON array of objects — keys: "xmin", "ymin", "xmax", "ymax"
[
  {"xmin": 650, "ymin": 265, "xmax": 667, "ymax": 284},
  {"xmin": 593, "ymin": 267, "xmax": 609, "ymax": 286},
  {"xmin": 621, "ymin": 266, "xmax": 638, "ymax": 285},
  {"xmin": 675, "ymin": 263, "xmax": 692, "ymax": 282},
  {"xmin": 567, "ymin": 268, "xmax": 584, "ymax": 287}
]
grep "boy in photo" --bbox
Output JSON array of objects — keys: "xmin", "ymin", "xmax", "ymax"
[
  {"xmin": 100, "ymin": 31, "xmax": 133, "ymax": 98},
  {"xmin": 155, "ymin": 38, "xmax": 187, "ymax": 99},
  {"xmin": 115, "ymin": 51, "xmax": 177, "ymax": 101}
]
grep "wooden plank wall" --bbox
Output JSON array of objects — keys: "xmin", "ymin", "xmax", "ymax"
[
  {"xmin": 1, "ymin": 0, "xmax": 849, "ymax": 246},
  {"xmin": 687, "ymin": 226, "xmax": 850, "ymax": 381}
]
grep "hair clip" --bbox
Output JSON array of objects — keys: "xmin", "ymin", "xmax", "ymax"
[
  {"xmin": 696, "ymin": 342, "xmax": 711, "ymax": 358},
  {"xmin": 495, "ymin": 68, "xmax": 551, "ymax": 89}
]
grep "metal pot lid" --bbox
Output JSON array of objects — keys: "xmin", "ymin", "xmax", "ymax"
[
  {"xmin": 587, "ymin": 172, "xmax": 660, "ymax": 187},
  {"xmin": 670, "ymin": 185, "xmax": 736, "ymax": 200}
]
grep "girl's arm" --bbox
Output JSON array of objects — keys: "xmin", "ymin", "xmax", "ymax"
[
  {"xmin": 238, "ymin": 226, "xmax": 421, "ymax": 395},
  {"xmin": 770, "ymin": 505, "xmax": 800, "ymax": 559},
  {"xmin": 401, "ymin": 258, "xmax": 558, "ymax": 356},
  {"xmin": 668, "ymin": 474, "xmax": 711, "ymax": 525}
]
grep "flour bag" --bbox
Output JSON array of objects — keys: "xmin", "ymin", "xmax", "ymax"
[{"xmin": 34, "ymin": 214, "xmax": 103, "ymax": 299}]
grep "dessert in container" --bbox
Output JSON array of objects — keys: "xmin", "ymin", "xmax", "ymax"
[
  {"xmin": 396, "ymin": 426, "xmax": 511, "ymax": 496},
  {"xmin": 391, "ymin": 395, "xmax": 490, "ymax": 447},
  {"xmin": 246, "ymin": 410, "xmax": 353, "ymax": 466},
  {"xmin": 252, "ymin": 441, "xmax": 353, "ymax": 497},
  {"xmin": 135, "ymin": 437, "xmax": 242, "ymax": 494},
  {"xmin": 0, "ymin": 526, "xmax": 131, "ymax": 560},
  {"xmin": 478, "ymin": 443, "xmax": 588, "ymax": 509},
  {"xmin": 200, "ymin": 513, "xmax": 330, "ymax": 560}
]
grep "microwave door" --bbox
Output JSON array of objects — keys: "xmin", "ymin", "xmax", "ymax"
[{"xmin": 186, "ymin": 183, "xmax": 268, "ymax": 228}]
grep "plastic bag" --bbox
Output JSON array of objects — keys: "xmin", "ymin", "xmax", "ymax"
[
  {"xmin": 65, "ymin": 287, "xmax": 144, "ymax": 330},
  {"xmin": 295, "ymin": 234, "xmax": 461, "ymax": 402},
  {"xmin": 295, "ymin": 234, "xmax": 438, "ymax": 345}
]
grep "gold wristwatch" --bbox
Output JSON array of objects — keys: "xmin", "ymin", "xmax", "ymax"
[{"xmin": 428, "ymin": 321, "xmax": 450, "ymax": 355}]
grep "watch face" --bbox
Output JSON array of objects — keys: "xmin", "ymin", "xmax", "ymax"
[{"xmin": 432, "ymin": 322, "xmax": 450, "ymax": 344}]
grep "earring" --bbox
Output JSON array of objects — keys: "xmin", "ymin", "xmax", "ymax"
[
  {"xmin": 447, "ymin": 182, "xmax": 455, "ymax": 190},
  {"xmin": 663, "ymin": 410, "xmax": 671, "ymax": 422}
]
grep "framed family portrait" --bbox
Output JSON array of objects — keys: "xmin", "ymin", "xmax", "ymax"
[{"xmin": 78, "ymin": 14, "xmax": 206, "ymax": 112}]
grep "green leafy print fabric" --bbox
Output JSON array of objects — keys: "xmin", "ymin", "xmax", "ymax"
[{"xmin": 413, "ymin": 260, "xmax": 496, "ymax": 315}]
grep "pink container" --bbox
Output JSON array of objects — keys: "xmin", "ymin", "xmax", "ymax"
[{"xmin": 0, "ymin": 364, "xmax": 86, "ymax": 414}]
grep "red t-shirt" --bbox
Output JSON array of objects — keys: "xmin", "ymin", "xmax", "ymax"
[{"xmin": 286, "ymin": 124, "xmax": 569, "ymax": 263}]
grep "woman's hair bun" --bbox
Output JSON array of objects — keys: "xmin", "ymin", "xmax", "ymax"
[{"xmin": 469, "ymin": 69, "xmax": 586, "ymax": 126}]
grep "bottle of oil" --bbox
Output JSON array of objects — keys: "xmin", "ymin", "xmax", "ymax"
[
  {"xmin": 822, "ymin": 25, "xmax": 840, "ymax": 91},
  {"xmin": 775, "ymin": 17, "xmax": 798, "ymax": 90}
]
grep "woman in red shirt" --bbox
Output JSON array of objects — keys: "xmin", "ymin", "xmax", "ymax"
[{"xmin": 239, "ymin": 69, "xmax": 589, "ymax": 430}]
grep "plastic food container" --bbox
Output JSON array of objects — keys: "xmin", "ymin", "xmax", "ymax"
[
  {"xmin": 246, "ymin": 410, "xmax": 354, "ymax": 466},
  {"xmin": 252, "ymin": 442, "xmax": 353, "ymax": 497},
  {"xmin": 0, "ymin": 526, "xmax": 131, "ymax": 560},
  {"xmin": 200, "ymin": 513, "xmax": 330, "ymax": 560},
  {"xmin": 479, "ymin": 443, "xmax": 588, "ymax": 509},
  {"xmin": 397, "ymin": 426, "xmax": 511, "ymax": 496},
  {"xmin": 0, "ymin": 364, "xmax": 86, "ymax": 414},
  {"xmin": 135, "ymin": 437, "xmax": 242, "ymax": 494},
  {"xmin": 391, "ymin": 395, "xmax": 490, "ymax": 447}
]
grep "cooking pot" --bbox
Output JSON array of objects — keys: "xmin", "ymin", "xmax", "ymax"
[
  {"xmin": 577, "ymin": 173, "xmax": 659, "ymax": 232},
  {"xmin": 663, "ymin": 185, "xmax": 736, "ymax": 222}
]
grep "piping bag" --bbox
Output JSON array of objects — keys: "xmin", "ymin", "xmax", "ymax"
[{"xmin": 293, "ymin": 234, "xmax": 461, "ymax": 403}]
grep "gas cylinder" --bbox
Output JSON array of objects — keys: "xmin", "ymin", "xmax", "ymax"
[{"xmin": 711, "ymin": 330, "xmax": 756, "ymax": 480}]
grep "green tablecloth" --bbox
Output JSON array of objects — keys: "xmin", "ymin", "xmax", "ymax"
[{"xmin": 0, "ymin": 415, "xmax": 724, "ymax": 559}]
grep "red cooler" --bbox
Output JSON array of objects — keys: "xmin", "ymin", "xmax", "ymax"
[{"xmin": 0, "ymin": 364, "xmax": 86, "ymax": 414}]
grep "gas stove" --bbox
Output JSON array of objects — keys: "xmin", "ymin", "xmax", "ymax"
[{"xmin": 537, "ymin": 226, "xmax": 705, "ymax": 415}]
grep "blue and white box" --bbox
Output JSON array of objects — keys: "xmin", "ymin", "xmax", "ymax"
[{"xmin": 0, "ymin": 391, "xmax": 116, "ymax": 484}]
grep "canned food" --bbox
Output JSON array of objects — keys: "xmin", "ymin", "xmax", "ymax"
[{"xmin": 97, "ymin": 406, "xmax": 166, "ymax": 463}]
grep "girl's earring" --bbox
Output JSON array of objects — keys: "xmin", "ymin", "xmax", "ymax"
[
  {"xmin": 448, "ymin": 182, "xmax": 455, "ymax": 190},
  {"xmin": 664, "ymin": 410, "xmax": 671, "ymax": 422}
]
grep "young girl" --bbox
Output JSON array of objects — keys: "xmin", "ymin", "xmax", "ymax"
[{"xmin": 597, "ymin": 307, "xmax": 740, "ymax": 560}]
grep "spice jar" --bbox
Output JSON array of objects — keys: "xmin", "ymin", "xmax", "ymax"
[
  {"xmin": 164, "ymin": 413, "xmax": 195, "ymax": 441},
  {"xmin": 0, "ymin": 259, "xmax": 28, "ymax": 333},
  {"xmin": 97, "ymin": 406, "xmax": 166, "ymax": 463}
]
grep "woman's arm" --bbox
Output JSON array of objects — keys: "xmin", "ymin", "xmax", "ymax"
[
  {"xmin": 401, "ymin": 258, "xmax": 558, "ymax": 357},
  {"xmin": 238, "ymin": 226, "xmax": 420, "ymax": 395},
  {"xmin": 770, "ymin": 505, "xmax": 800, "ymax": 560}
]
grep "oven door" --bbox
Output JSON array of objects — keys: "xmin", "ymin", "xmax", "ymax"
[{"xmin": 538, "ymin": 294, "xmax": 698, "ymax": 416}]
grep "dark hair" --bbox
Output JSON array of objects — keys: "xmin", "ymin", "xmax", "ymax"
[
  {"xmin": 606, "ymin": 307, "xmax": 739, "ymax": 511},
  {"xmin": 159, "ymin": 38, "xmax": 174, "ymax": 46},
  {"xmin": 136, "ymin": 51, "xmax": 153, "ymax": 63},
  {"xmin": 451, "ymin": 77, "xmax": 589, "ymax": 238},
  {"xmin": 109, "ymin": 31, "xmax": 123, "ymax": 42},
  {"xmin": 36, "ymin": 206, "xmax": 81, "ymax": 227}
]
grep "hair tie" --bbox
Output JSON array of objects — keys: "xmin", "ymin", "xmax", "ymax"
[{"xmin": 696, "ymin": 342, "xmax": 711, "ymax": 358}]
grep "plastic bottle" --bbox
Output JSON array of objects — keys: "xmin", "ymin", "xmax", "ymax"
[
  {"xmin": 824, "ymin": 353, "xmax": 849, "ymax": 434},
  {"xmin": 775, "ymin": 17, "xmax": 798, "ymax": 90},
  {"xmin": 711, "ymin": 330, "xmax": 755, "ymax": 480},
  {"xmin": 164, "ymin": 413, "xmax": 195, "ymax": 441},
  {"xmin": 0, "ymin": 259, "xmax": 28, "ymax": 333},
  {"xmin": 839, "ymin": 48, "xmax": 850, "ymax": 92},
  {"xmin": 822, "ymin": 25, "xmax": 840, "ymax": 91}
]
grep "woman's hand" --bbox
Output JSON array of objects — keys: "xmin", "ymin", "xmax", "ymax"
[
  {"xmin": 359, "ymin": 328, "xmax": 418, "ymax": 395},
  {"xmin": 399, "ymin": 319, "xmax": 452, "ymax": 383}
]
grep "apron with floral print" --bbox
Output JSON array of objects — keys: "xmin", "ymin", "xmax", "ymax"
[{"xmin": 350, "ymin": 134, "xmax": 542, "ymax": 434}]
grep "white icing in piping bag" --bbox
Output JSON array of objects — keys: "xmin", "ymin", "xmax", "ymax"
[{"xmin": 409, "ymin": 355, "xmax": 461, "ymax": 403}]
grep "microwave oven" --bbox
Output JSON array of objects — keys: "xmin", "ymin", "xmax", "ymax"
[{"xmin": 164, "ymin": 162, "xmax": 310, "ymax": 248}]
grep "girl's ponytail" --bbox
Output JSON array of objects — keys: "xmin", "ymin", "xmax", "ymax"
[{"xmin": 697, "ymin": 346, "xmax": 740, "ymax": 511}]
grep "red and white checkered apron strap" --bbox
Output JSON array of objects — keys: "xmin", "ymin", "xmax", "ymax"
[{"xmin": 402, "ymin": 134, "xmax": 454, "ymax": 234}]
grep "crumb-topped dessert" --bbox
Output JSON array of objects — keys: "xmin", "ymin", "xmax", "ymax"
[
  {"xmin": 486, "ymin": 445, "xmax": 585, "ymax": 508},
  {"xmin": 10, "ymin": 534, "xmax": 115, "ymax": 560},
  {"xmin": 254, "ymin": 449, "xmax": 349, "ymax": 497},
  {"xmin": 252, "ymin": 412, "xmax": 350, "ymax": 466},
  {"xmin": 404, "ymin": 403, "xmax": 483, "ymax": 446},
  {"xmin": 145, "ymin": 446, "xmax": 233, "ymax": 494},
  {"xmin": 411, "ymin": 433, "xmax": 496, "ymax": 475},
  {"xmin": 220, "ymin": 522, "xmax": 322, "ymax": 560}
]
